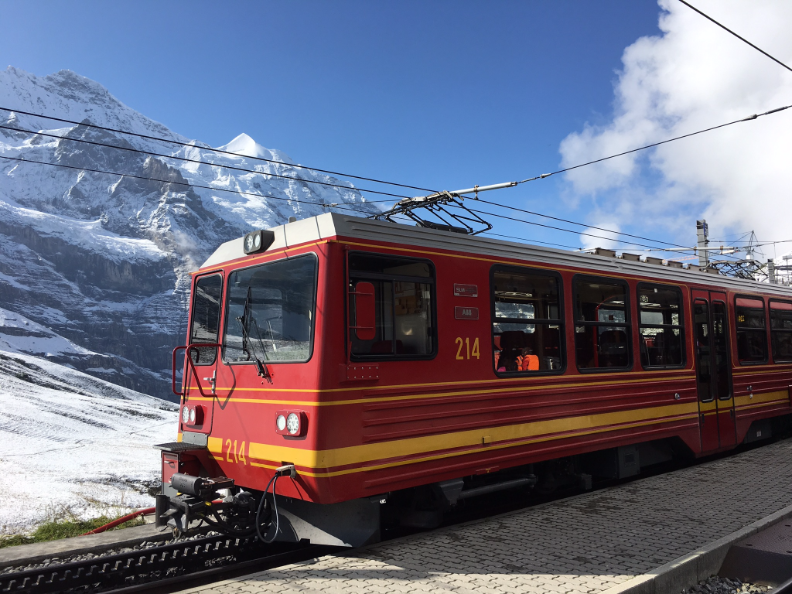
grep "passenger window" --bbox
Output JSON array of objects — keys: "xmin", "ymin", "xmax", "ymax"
[
  {"xmin": 574, "ymin": 277, "xmax": 631, "ymax": 370},
  {"xmin": 735, "ymin": 296, "xmax": 767, "ymax": 364},
  {"xmin": 770, "ymin": 300, "xmax": 792, "ymax": 363},
  {"xmin": 491, "ymin": 267, "xmax": 563, "ymax": 374},
  {"xmin": 189, "ymin": 274, "xmax": 223, "ymax": 366},
  {"xmin": 349, "ymin": 253, "xmax": 435, "ymax": 358},
  {"xmin": 637, "ymin": 284, "xmax": 685, "ymax": 369}
]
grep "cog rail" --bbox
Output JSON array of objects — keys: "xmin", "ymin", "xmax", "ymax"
[{"xmin": 0, "ymin": 534, "xmax": 324, "ymax": 594}]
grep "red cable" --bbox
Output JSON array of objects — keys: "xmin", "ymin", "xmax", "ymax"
[{"xmin": 81, "ymin": 507, "xmax": 156, "ymax": 536}]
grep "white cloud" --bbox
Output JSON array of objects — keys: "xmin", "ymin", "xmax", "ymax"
[
  {"xmin": 580, "ymin": 222, "xmax": 622, "ymax": 251},
  {"xmin": 559, "ymin": 0, "xmax": 792, "ymax": 254}
]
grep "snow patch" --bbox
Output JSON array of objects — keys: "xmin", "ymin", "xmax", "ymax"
[{"xmin": 0, "ymin": 350, "xmax": 178, "ymax": 532}]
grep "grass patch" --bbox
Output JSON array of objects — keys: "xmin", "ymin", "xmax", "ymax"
[{"xmin": 0, "ymin": 514, "xmax": 145, "ymax": 549}]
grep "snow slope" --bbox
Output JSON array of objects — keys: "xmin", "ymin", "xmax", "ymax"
[
  {"xmin": 0, "ymin": 66, "xmax": 380, "ymax": 398},
  {"xmin": 0, "ymin": 350, "xmax": 178, "ymax": 533}
]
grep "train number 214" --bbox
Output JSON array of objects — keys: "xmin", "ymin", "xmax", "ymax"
[
  {"xmin": 225, "ymin": 439, "xmax": 247, "ymax": 465},
  {"xmin": 455, "ymin": 337, "xmax": 480, "ymax": 360}
]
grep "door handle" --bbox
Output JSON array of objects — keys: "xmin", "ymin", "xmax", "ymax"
[{"xmin": 202, "ymin": 370, "xmax": 217, "ymax": 396}]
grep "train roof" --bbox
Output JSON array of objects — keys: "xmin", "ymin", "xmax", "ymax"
[{"xmin": 201, "ymin": 213, "xmax": 792, "ymax": 299}]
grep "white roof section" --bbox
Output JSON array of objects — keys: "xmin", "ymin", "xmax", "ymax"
[{"xmin": 201, "ymin": 213, "xmax": 792, "ymax": 298}]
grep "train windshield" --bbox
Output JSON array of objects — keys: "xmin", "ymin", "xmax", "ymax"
[{"xmin": 223, "ymin": 254, "xmax": 318, "ymax": 363}]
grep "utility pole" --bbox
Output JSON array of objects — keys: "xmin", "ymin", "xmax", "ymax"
[
  {"xmin": 768, "ymin": 259, "xmax": 776, "ymax": 284},
  {"xmin": 696, "ymin": 220, "xmax": 709, "ymax": 267}
]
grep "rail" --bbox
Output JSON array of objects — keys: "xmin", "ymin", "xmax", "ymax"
[{"xmin": 0, "ymin": 533, "xmax": 325, "ymax": 594}]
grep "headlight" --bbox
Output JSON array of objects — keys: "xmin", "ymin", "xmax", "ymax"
[
  {"xmin": 189, "ymin": 408, "xmax": 196, "ymax": 423},
  {"xmin": 182, "ymin": 407, "xmax": 190, "ymax": 423},
  {"xmin": 286, "ymin": 413, "xmax": 300, "ymax": 435},
  {"xmin": 276, "ymin": 414, "xmax": 286, "ymax": 431}
]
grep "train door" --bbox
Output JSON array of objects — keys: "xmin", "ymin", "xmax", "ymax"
[
  {"xmin": 183, "ymin": 272, "xmax": 223, "ymax": 434},
  {"xmin": 691, "ymin": 290, "xmax": 735, "ymax": 452},
  {"xmin": 711, "ymin": 297, "xmax": 736, "ymax": 447}
]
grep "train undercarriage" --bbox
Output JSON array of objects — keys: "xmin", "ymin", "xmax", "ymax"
[{"xmin": 155, "ymin": 416, "xmax": 788, "ymax": 547}]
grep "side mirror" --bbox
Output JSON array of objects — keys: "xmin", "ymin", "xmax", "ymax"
[{"xmin": 351, "ymin": 281, "xmax": 376, "ymax": 341}]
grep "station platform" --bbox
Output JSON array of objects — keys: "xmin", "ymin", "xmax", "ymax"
[{"xmin": 177, "ymin": 438, "xmax": 792, "ymax": 594}]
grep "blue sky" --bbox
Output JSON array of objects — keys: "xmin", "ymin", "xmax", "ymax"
[{"xmin": 2, "ymin": 1, "xmax": 790, "ymax": 259}]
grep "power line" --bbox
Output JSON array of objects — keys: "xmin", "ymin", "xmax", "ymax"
[
  {"xmin": 467, "ymin": 207, "xmax": 695, "ymax": 254},
  {"xmin": 0, "ymin": 123, "xmax": 406, "ymax": 201},
  {"xmin": 482, "ymin": 232, "xmax": 584, "ymax": 251},
  {"xmin": 475, "ymin": 196, "xmax": 690, "ymax": 249},
  {"xmin": 0, "ymin": 106, "xmax": 436, "ymax": 195},
  {"xmin": 514, "ymin": 103, "xmax": 792, "ymax": 184},
  {"xmin": 679, "ymin": 0, "xmax": 792, "ymax": 75},
  {"xmin": 0, "ymin": 154, "xmax": 370, "ymax": 216}
]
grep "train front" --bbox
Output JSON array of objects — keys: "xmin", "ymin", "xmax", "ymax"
[{"xmin": 154, "ymin": 224, "xmax": 378, "ymax": 547}]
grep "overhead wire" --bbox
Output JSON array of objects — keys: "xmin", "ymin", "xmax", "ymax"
[
  {"xmin": 0, "ymin": 123, "xmax": 406, "ymax": 201},
  {"xmin": 678, "ymin": 0, "xmax": 792, "ymax": 75},
  {"xmin": 5, "ymin": 100, "xmax": 788, "ymax": 259},
  {"xmin": 512, "ymin": 103, "xmax": 792, "ymax": 185},
  {"xmin": 467, "ymin": 207, "xmax": 696, "ymax": 254},
  {"xmin": 464, "ymin": 103, "xmax": 792, "ymax": 259},
  {"xmin": 481, "ymin": 232, "xmax": 589, "ymax": 251},
  {"xmin": 475, "ymin": 197, "xmax": 689, "ymax": 249},
  {"xmin": 0, "ymin": 154, "xmax": 370, "ymax": 216},
  {"xmin": 0, "ymin": 106, "xmax": 437, "ymax": 195}
]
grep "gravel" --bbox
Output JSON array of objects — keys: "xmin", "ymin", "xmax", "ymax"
[
  {"xmin": 0, "ymin": 530, "xmax": 222, "ymax": 575},
  {"xmin": 683, "ymin": 575, "xmax": 772, "ymax": 594}
]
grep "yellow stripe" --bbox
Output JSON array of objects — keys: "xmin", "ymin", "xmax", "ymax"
[
  {"xmin": 242, "ymin": 401, "xmax": 698, "ymax": 471},
  {"xmin": 733, "ymin": 367, "xmax": 792, "ymax": 376},
  {"xmin": 187, "ymin": 374, "xmax": 696, "ymax": 408},
  {"xmin": 186, "ymin": 369, "xmax": 694, "ymax": 396},
  {"xmin": 250, "ymin": 411, "xmax": 698, "ymax": 478},
  {"xmin": 738, "ymin": 399, "xmax": 791, "ymax": 413},
  {"xmin": 734, "ymin": 390, "xmax": 790, "ymax": 408},
  {"xmin": 208, "ymin": 436, "xmax": 223, "ymax": 454}
]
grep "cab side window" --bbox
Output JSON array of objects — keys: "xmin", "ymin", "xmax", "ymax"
[
  {"xmin": 189, "ymin": 274, "xmax": 222, "ymax": 365},
  {"xmin": 491, "ymin": 266, "xmax": 564, "ymax": 374},
  {"xmin": 735, "ymin": 296, "xmax": 767, "ymax": 364},
  {"xmin": 349, "ymin": 253, "xmax": 435, "ymax": 359},
  {"xmin": 574, "ymin": 277, "xmax": 631, "ymax": 371}
]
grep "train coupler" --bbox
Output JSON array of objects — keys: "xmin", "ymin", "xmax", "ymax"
[{"xmin": 156, "ymin": 474, "xmax": 236, "ymax": 535}]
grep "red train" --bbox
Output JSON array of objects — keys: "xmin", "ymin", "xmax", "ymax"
[{"xmin": 155, "ymin": 213, "xmax": 792, "ymax": 546}]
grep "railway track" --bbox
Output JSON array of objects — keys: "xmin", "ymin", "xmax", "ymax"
[
  {"xmin": 1, "ymin": 438, "xmax": 786, "ymax": 594},
  {"xmin": 0, "ymin": 533, "xmax": 330, "ymax": 594}
]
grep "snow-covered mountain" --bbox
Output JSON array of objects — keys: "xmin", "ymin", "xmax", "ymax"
[
  {"xmin": 0, "ymin": 66, "xmax": 378, "ymax": 398},
  {"xmin": 0, "ymin": 349, "xmax": 178, "ymax": 532}
]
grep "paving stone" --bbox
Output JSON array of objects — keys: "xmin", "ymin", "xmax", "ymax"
[{"xmin": 176, "ymin": 438, "xmax": 792, "ymax": 594}]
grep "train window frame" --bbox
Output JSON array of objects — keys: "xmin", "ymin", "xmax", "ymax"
[
  {"xmin": 734, "ymin": 294, "xmax": 768, "ymax": 365},
  {"xmin": 769, "ymin": 299, "xmax": 792, "ymax": 364},
  {"xmin": 636, "ymin": 282, "xmax": 686, "ymax": 370},
  {"xmin": 489, "ymin": 265, "xmax": 566, "ymax": 377},
  {"xmin": 221, "ymin": 252, "xmax": 319, "ymax": 366},
  {"xmin": 572, "ymin": 274, "xmax": 633, "ymax": 373},
  {"xmin": 348, "ymin": 251, "xmax": 438, "ymax": 362},
  {"xmin": 188, "ymin": 272, "xmax": 224, "ymax": 366}
]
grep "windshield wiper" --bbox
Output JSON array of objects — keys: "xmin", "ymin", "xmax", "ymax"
[{"xmin": 236, "ymin": 286, "xmax": 273, "ymax": 384}]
